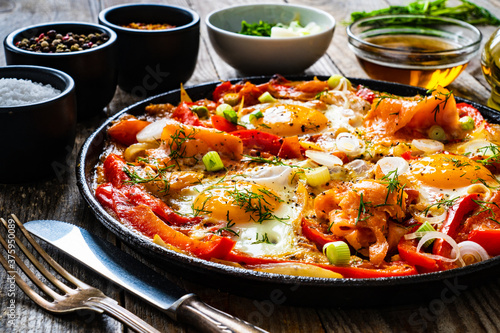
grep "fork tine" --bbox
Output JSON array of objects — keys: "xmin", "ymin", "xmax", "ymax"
[
  {"xmin": 7, "ymin": 214, "xmax": 90, "ymax": 290},
  {"xmin": 1, "ymin": 216, "xmax": 73, "ymax": 293},
  {"xmin": 0, "ymin": 227, "xmax": 58, "ymax": 310},
  {"xmin": 0, "ymin": 217, "xmax": 65, "ymax": 300}
]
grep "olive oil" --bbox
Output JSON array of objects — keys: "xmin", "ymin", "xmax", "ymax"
[
  {"xmin": 355, "ymin": 35, "xmax": 468, "ymax": 89},
  {"xmin": 481, "ymin": 28, "xmax": 500, "ymax": 111}
]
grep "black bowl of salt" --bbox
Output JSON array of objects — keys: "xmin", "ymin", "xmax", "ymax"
[{"xmin": 0, "ymin": 65, "xmax": 76, "ymax": 183}]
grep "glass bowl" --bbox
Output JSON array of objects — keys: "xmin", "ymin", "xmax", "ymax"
[{"xmin": 347, "ymin": 15, "xmax": 482, "ymax": 89}]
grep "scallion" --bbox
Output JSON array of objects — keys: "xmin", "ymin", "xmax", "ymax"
[
  {"xmin": 305, "ymin": 166, "xmax": 331, "ymax": 187},
  {"xmin": 427, "ymin": 125, "xmax": 446, "ymax": 141},
  {"xmin": 216, "ymin": 103, "xmax": 238, "ymax": 124},
  {"xmin": 191, "ymin": 105, "xmax": 208, "ymax": 119},
  {"xmin": 249, "ymin": 110, "xmax": 264, "ymax": 123},
  {"xmin": 327, "ymin": 74, "xmax": 343, "ymax": 89},
  {"xmin": 258, "ymin": 91, "xmax": 276, "ymax": 103},
  {"xmin": 323, "ymin": 241, "xmax": 350, "ymax": 265},
  {"xmin": 416, "ymin": 221, "xmax": 437, "ymax": 248},
  {"xmin": 202, "ymin": 151, "xmax": 224, "ymax": 171},
  {"xmin": 459, "ymin": 116, "xmax": 475, "ymax": 131}
]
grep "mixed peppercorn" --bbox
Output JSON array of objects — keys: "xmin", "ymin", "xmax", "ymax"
[{"xmin": 15, "ymin": 30, "xmax": 110, "ymax": 53}]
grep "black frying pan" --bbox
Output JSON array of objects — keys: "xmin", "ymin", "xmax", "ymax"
[{"xmin": 76, "ymin": 76, "xmax": 500, "ymax": 307}]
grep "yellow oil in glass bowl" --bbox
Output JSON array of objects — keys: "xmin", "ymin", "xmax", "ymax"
[
  {"xmin": 357, "ymin": 35, "xmax": 468, "ymax": 89},
  {"xmin": 347, "ymin": 15, "xmax": 482, "ymax": 89}
]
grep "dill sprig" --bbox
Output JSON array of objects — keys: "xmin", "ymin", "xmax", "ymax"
[
  {"xmin": 475, "ymin": 144, "xmax": 500, "ymax": 166},
  {"xmin": 192, "ymin": 194, "xmax": 213, "ymax": 217},
  {"xmin": 428, "ymin": 89, "xmax": 453, "ymax": 122},
  {"xmin": 168, "ymin": 128, "xmax": 198, "ymax": 165},
  {"xmin": 242, "ymin": 154, "xmax": 301, "ymax": 168},
  {"xmin": 122, "ymin": 162, "xmax": 174, "ymax": 193},
  {"xmin": 379, "ymin": 169, "xmax": 404, "ymax": 206},
  {"xmin": 355, "ymin": 192, "xmax": 373, "ymax": 224},
  {"xmin": 443, "ymin": 156, "xmax": 471, "ymax": 168},
  {"xmin": 226, "ymin": 186, "xmax": 289, "ymax": 224},
  {"xmin": 252, "ymin": 232, "xmax": 273, "ymax": 244},
  {"xmin": 214, "ymin": 213, "xmax": 240, "ymax": 237},
  {"xmin": 472, "ymin": 200, "xmax": 500, "ymax": 224},
  {"xmin": 422, "ymin": 196, "xmax": 460, "ymax": 216}
]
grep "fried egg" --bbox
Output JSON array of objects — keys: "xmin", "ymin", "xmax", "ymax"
[
  {"xmin": 186, "ymin": 166, "xmax": 303, "ymax": 257},
  {"xmin": 240, "ymin": 101, "xmax": 328, "ymax": 136},
  {"xmin": 406, "ymin": 154, "xmax": 499, "ymax": 204}
]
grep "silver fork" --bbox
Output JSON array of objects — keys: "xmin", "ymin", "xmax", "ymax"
[{"xmin": 0, "ymin": 214, "xmax": 161, "ymax": 333}]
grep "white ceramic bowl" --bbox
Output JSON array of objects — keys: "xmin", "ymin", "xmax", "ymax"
[{"xmin": 206, "ymin": 4, "xmax": 335, "ymax": 75}]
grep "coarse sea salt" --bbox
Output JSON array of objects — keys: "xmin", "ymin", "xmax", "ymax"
[{"xmin": 0, "ymin": 78, "xmax": 61, "ymax": 107}]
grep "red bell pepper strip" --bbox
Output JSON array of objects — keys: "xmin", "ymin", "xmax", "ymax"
[
  {"xmin": 103, "ymin": 153, "xmax": 131, "ymax": 187},
  {"xmin": 356, "ymin": 86, "xmax": 377, "ymax": 104},
  {"xmin": 397, "ymin": 237, "xmax": 440, "ymax": 272},
  {"xmin": 231, "ymin": 130, "xmax": 282, "ymax": 156},
  {"xmin": 278, "ymin": 136, "xmax": 303, "ymax": 159},
  {"xmin": 468, "ymin": 229, "xmax": 500, "ymax": 256},
  {"xmin": 401, "ymin": 150, "xmax": 419, "ymax": 161},
  {"xmin": 301, "ymin": 218, "xmax": 340, "ymax": 251},
  {"xmin": 172, "ymin": 101, "xmax": 204, "ymax": 126},
  {"xmin": 102, "ymin": 154, "xmax": 200, "ymax": 226},
  {"xmin": 224, "ymin": 250, "xmax": 418, "ymax": 278},
  {"xmin": 105, "ymin": 154, "xmax": 194, "ymax": 224},
  {"xmin": 107, "ymin": 119, "xmax": 151, "ymax": 146},
  {"xmin": 211, "ymin": 114, "xmax": 243, "ymax": 132},
  {"xmin": 313, "ymin": 261, "xmax": 418, "ymax": 278},
  {"xmin": 223, "ymin": 251, "xmax": 284, "ymax": 266},
  {"xmin": 120, "ymin": 184, "xmax": 201, "ymax": 226},
  {"xmin": 213, "ymin": 81, "xmax": 234, "ymax": 101},
  {"xmin": 432, "ymin": 193, "xmax": 480, "ymax": 258},
  {"xmin": 456, "ymin": 103, "xmax": 489, "ymax": 130},
  {"xmin": 95, "ymin": 184, "xmax": 235, "ymax": 260},
  {"xmin": 238, "ymin": 82, "xmax": 269, "ymax": 106}
]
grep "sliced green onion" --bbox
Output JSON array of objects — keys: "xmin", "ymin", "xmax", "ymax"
[
  {"xmin": 202, "ymin": 151, "xmax": 224, "ymax": 171},
  {"xmin": 190, "ymin": 105, "xmax": 208, "ymax": 119},
  {"xmin": 249, "ymin": 110, "xmax": 264, "ymax": 123},
  {"xmin": 427, "ymin": 125, "xmax": 446, "ymax": 141},
  {"xmin": 459, "ymin": 116, "xmax": 475, "ymax": 131},
  {"xmin": 258, "ymin": 91, "xmax": 276, "ymax": 103},
  {"xmin": 305, "ymin": 166, "xmax": 331, "ymax": 187},
  {"xmin": 323, "ymin": 241, "xmax": 350, "ymax": 265},
  {"xmin": 327, "ymin": 74, "xmax": 343, "ymax": 89},
  {"xmin": 415, "ymin": 221, "xmax": 436, "ymax": 248},
  {"xmin": 216, "ymin": 103, "xmax": 238, "ymax": 124}
]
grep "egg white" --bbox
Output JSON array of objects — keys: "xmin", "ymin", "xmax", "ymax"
[{"xmin": 176, "ymin": 166, "xmax": 303, "ymax": 257}]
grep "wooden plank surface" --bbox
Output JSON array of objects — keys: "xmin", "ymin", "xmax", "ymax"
[{"xmin": 1, "ymin": 0, "xmax": 500, "ymax": 332}]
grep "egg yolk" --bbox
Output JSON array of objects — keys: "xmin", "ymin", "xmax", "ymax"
[
  {"xmin": 408, "ymin": 154, "xmax": 497, "ymax": 189},
  {"xmin": 253, "ymin": 103, "xmax": 328, "ymax": 136},
  {"xmin": 192, "ymin": 181, "xmax": 283, "ymax": 223}
]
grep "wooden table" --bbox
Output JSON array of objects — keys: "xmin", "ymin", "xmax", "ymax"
[{"xmin": 2, "ymin": 0, "xmax": 500, "ymax": 332}]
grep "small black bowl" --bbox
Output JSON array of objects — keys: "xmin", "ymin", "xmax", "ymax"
[
  {"xmin": 4, "ymin": 22, "xmax": 118, "ymax": 119},
  {"xmin": 0, "ymin": 65, "xmax": 76, "ymax": 183},
  {"xmin": 98, "ymin": 3, "xmax": 200, "ymax": 98}
]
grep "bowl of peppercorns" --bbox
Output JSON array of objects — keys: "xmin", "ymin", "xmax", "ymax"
[{"xmin": 3, "ymin": 22, "xmax": 118, "ymax": 119}]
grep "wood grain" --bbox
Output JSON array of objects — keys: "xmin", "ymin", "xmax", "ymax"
[{"xmin": 1, "ymin": 0, "xmax": 500, "ymax": 332}]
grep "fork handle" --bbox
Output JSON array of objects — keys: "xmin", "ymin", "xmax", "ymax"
[
  {"xmin": 87, "ymin": 296, "xmax": 161, "ymax": 333},
  {"xmin": 173, "ymin": 294, "xmax": 269, "ymax": 333}
]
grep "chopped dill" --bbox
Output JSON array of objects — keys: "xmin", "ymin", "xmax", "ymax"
[{"xmin": 472, "ymin": 199, "xmax": 500, "ymax": 224}]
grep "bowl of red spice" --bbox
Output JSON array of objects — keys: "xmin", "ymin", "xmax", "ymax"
[
  {"xmin": 98, "ymin": 3, "xmax": 200, "ymax": 98},
  {"xmin": 3, "ymin": 22, "xmax": 118, "ymax": 119}
]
